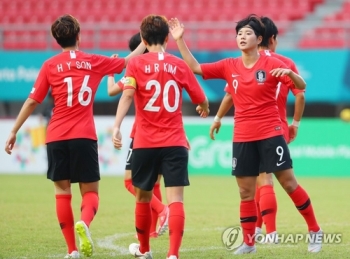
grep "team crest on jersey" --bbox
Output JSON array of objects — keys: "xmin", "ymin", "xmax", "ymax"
[
  {"xmin": 232, "ymin": 158, "xmax": 237, "ymax": 170},
  {"xmin": 255, "ymin": 70, "xmax": 266, "ymax": 84}
]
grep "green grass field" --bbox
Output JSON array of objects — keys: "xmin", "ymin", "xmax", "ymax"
[{"xmin": 0, "ymin": 174, "xmax": 349, "ymax": 259}]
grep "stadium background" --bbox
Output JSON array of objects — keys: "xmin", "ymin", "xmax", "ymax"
[{"xmin": 0, "ymin": 0, "xmax": 349, "ymax": 176}]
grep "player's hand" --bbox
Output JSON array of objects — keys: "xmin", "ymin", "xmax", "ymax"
[
  {"xmin": 270, "ymin": 68, "xmax": 291, "ymax": 77},
  {"xmin": 196, "ymin": 105, "xmax": 209, "ymax": 118},
  {"xmin": 112, "ymin": 127, "xmax": 122, "ymax": 150},
  {"xmin": 110, "ymin": 54, "xmax": 119, "ymax": 58},
  {"xmin": 288, "ymin": 125, "xmax": 298, "ymax": 143},
  {"xmin": 5, "ymin": 132, "xmax": 16, "ymax": 155},
  {"xmin": 168, "ymin": 18, "xmax": 185, "ymax": 41},
  {"xmin": 196, "ymin": 105, "xmax": 203, "ymax": 114},
  {"xmin": 209, "ymin": 122, "xmax": 221, "ymax": 140}
]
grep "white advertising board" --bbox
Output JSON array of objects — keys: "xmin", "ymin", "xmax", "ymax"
[{"xmin": 0, "ymin": 116, "xmax": 134, "ymax": 175}]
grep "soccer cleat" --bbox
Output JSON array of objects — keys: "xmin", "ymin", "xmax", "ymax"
[
  {"xmin": 157, "ymin": 206, "xmax": 169, "ymax": 236},
  {"xmin": 75, "ymin": 220, "xmax": 94, "ymax": 257},
  {"xmin": 129, "ymin": 243, "xmax": 153, "ymax": 258},
  {"xmin": 264, "ymin": 231, "xmax": 279, "ymax": 244},
  {"xmin": 233, "ymin": 243, "xmax": 256, "ymax": 255},
  {"xmin": 255, "ymin": 227, "xmax": 264, "ymax": 243},
  {"xmin": 308, "ymin": 229, "xmax": 323, "ymax": 253},
  {"xmin": 166, "ymin": 256, "xmax": 178, "ymax": 259},
  {"xmin": 64, "ymin": 251, "xmax": 80, "ymax": 258},
  {"xmin": 255, "ymin": 227, "xmax": 262, "ymax": 235}
]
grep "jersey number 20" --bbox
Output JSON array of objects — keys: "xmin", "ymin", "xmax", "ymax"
[{"xmin": 144, "ymin": 79, "xmax": 180, "ymax": 112}]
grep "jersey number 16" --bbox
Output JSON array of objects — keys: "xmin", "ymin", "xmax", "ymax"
[{"xmin": 64, "ymin": 75, "xmax": 92, "ymax": 107}]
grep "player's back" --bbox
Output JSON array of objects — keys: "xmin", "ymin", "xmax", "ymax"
[
  {"xmin": 37, "ymin": 50, "xmax": 124, "ymax": 142},
  {"xmin": 127, "ymin": 52, "xmax": 205, "ymax": 148}
]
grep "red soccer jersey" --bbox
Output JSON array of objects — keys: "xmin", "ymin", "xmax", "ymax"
[
  {"xmin": 29, "ymin": 50, "xmax": 125, "ymax": 143},
  {"xmin": 123, "ymin": 52, "xmax": 206, "ymax": 148},
  {"xmin": 202, "ymin": 55, "xmax": 290, "ymax": 142},
  {"xmin": 259, "ymin": 50, "xmax": 305, "ymax": 143}
]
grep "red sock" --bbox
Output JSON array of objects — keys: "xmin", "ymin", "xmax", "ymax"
[
  {"xmin": 150, "ymin": 194, "xmax": 166, "ymax": 214},
  {"xmin": 259, "ymin": 185, "xmax": 277, "ymax": 233},
  {"xmin": 255, "ymin": 186, "xmax": 263, "ymax": 229},
  {"xmin": 153, "ymin": 183, "xmax": 162, "ymax": 202},
  {"xmin": 80, "ymin": 192, "xmax": 99, "ymax": 227},
  {"xmin": 288, "ymin": 185, "xmax": 320, "ymax": 232},
  {"xmin": 56, "ymin": 194, "xmax": 77, "ymax": 253},
  {"xmin": 125, "ymin": 179, "xmax": 135, "ymax": 195},
  {"xmin": 150, "ymin": 183, "xmax": 163, "ymax": 233},
  {"xmin": 150, "ymin": 209, "xmax": 158, "ymax": 234},
  {"xmin": 240, "ymin": 200, "xmax": 257, "ymax": 246},
  {"xmin": 135, "ymin": 202, "xmax": 152, "ymax": 253},
  {"xmin": 167, "ymin": 202, "xmax": 185, "ymax": 258}
]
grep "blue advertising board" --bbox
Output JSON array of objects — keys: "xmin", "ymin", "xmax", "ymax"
[{"xmin": 1, "ymin": 50, "xmax": 350, "ymax": 102}]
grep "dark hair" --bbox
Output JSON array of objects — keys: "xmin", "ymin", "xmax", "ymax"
[
  {"xmin": 128, "ymin": 32, "xmax": 148, "ymax": 53},
  {"xmin": 259, "ymin": 16, "xmax": 279, "ymax": 48},
  {"xmin": 235, "ymin": 14, "xmax": 265, "ymax": 38},
  {"xmin": 51, "ymin": 14, "xmax": 80, "ymax": 48},
  {"xmin": 140, "ymin": 15, "xmax": 169, "ymax": 46}
]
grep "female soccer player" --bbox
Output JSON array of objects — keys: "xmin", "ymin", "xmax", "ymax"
[
  {"xmin": 113, "ymin": 15, "xmax": 209, "ymax": 259},
  {"xmin": 107, "ymin": 32, "xmax": 169, "ymax": 238},
  {"xmin": 254, "ymin": 16, "xmax": 306, "ymax": 242},
  {"xmin": 169, "ymin": 14, "xmax": 322, "ymax": 255},
  {"xmin": 4, "ymin": 14, "xmax": 145, "ymax": 259}
]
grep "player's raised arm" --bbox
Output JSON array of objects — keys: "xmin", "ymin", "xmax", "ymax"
[
  {"xmin": 107, "ymin": 74, "xmax": 123, "ymax": 97},
  {"xmin": 107, "ymin": 54, "xmax": 123, "ymax": 96},
  {"xmin": 169, "ymin": 18, "xmax": 203, "ymax": 75},
  {"xmin": 123, "ymin": 40, "xmax": 147, "ymax": 66}
]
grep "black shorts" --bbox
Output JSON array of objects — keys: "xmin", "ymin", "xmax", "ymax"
[
  {"xmin": 47, "ymin": 138, "xmax": 100, "ymax": 183},
  {"xmin": 131, "ymin": 146, "xmax": 189, "ymax": 191},
  {"xmin": 232, "ymin": 135, "xmax": 292, "ymax": 177},
  {"xmin": 125, "ymin": 140, "xmax": 133, "ymax": 171}
]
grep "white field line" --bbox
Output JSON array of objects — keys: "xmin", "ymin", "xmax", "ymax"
[{"xmin": 96, "ymin": 232, "xmax": 134, "ymax": 255}]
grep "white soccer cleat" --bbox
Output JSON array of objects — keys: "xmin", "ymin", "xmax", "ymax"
[
  {"xmin": 264, "ymin": 231, "xmax": 279, "ymax": 244},
  {"xmin": 233, "ymin": 243, "xmax": 256, "ymax": 255},
  {"xmin": 254, "ymin": 227, "xmax": 264, "ymax": 243},
  {"xmin": 64, "ymin": 250, "xmax": 80, "ymax": 258},
  {"xmin": 308, "ymin": 229, "xmax": 323, "ymax": 253},
  {"xmin": 157, "ymin": 206, "xmax": 169, "ymax": 236},
  {"xmin": 255, "ymin": 227, "xmax": 262, "ymax": 235},
  {"xmin": 75, "ymin": 220, "xmax": 94, "ymax": 257},
  {"xmin": 129, "ymin": 243, "xmax": 153, "ymax": 259},
  {"xmin": 167, "ymin": 256, "xmax": 178, "ymax": 259}
]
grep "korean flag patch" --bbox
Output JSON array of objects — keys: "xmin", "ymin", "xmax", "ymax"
[{"xmin": 255, "ymin": 70, "xmax": 266, "ymax": 84}]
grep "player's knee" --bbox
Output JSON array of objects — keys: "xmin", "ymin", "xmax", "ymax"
[
  {"xmin": 239, "ymin": 186, "xmax": 255, "ymax": 200},
  {"xmin": 135, "ymin": 191, "xmax": 153, "ymax": 202},
  {"xmin": 279, "ymin": 177, "xmax": 298, "ymax": 194},
  {"xmin": 257, "ymin": 173, "xmax": 274, "ymax": 187}
]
